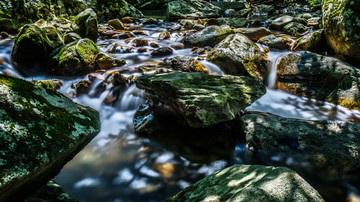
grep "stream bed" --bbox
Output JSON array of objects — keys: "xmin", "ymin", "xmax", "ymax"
[{"xmin": 1, "ymin": 21, "xmax": 360, "ymax": 202}]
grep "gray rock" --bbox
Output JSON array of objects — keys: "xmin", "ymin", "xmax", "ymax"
[
  {"xmin": 236, "ymin": 27, "xmax": 272, "ymax": 41},
  {"xmin": 270, "ymin": 15, "xmax": 294, "ymax": 30},
  {"xmin": 207, "ymin": 34, "xmax": 268, "ymax": 81},
  {"xmin": 0, "ymin": 74, "xmax": 100, "ymax": 201},
  {"xmin": 73, "ymin": 8, "xmax": 98, "ymax": 41},
  {"xmin": 167, "ymin": 0, "xmax": 221, "ymax": 20},
  {"xmin": 292, "ymin": 29, "xmax": 324, "ymax": 51},
  {"xmin": 283, "ymin": 22, "xmax": 309, "ymax": 36},
  {"xmin": 182, "ymin": 25, "xmax": 235, "ymax": 47},
  {"xmin": 167, "ymin": 164, "xmax": 324, "ymax": 202},
  {"xmin": 258, "ymin": 34, "xmax": 291, "ymax": 50},
  {"xmin": 135, "ymin": 71, "xmax": 266, "ymax": 128},
  {"xmin": 64, "ymin": 32, "xmax": 82, "ymax": 44}
]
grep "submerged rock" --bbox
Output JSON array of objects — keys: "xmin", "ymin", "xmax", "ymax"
[
  {"xmin": 276, "ymin": 51, "xmax": 360, "ymax": 110},
  {"xmin": 165, "ymin": 55, "xmax": 209, "ymax": 73},
  {"xmin": 241, "ymin": 112, "xmax": 360, "ymax": 180},
  {"xmin": 135, "ymin": 71, "xmax": 266, "ymax": 128},
  {"xmin": 207, "ymin": 34, "xmax": 268, "ymax": 81},
  {"xmin": 47, "ymin": 39, "xmax": 100, "ymax": 76},
  {"xmin": 167, "ymin": 164, "xmax": 324, "ymax": 202},
  {"xmin": 183, "ymin": 25, "xmax": 235, "ymax": 47},
  {"xmin": 258, "ymin": 34, "xmax": 291, "ymax": 50},
  {"xmin": 167, "ymin": 0, "xmax": 221, "ymax": 20},
  {"xmin": 0, "ymin": 74, "xmax": 100, "ymax": 201},
  {"xmin": 322, "ymin": 0, "xmax": 360, "ymax": 61}
]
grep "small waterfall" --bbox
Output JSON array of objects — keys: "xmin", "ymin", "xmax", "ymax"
[{"xmin": 265, "ymin": 50, "xmax": 291, "ymax": 88}]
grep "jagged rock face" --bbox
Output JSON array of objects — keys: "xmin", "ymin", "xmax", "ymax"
[
  {"xmin": 167, "ymin": 164, "xmax": 324, "ymax": 202},
  {"xmin": 167, "ymin": 0, "xmax": 221, "ymax": 20},
  {"xmin": 135, "ymin": 71, "xmax": 266, "ymax": 128},
  {"xmin": 0, "ymin": 74, "xmax": 100, "ymax": 201},
  {"xmin": 276, "ymin": 51, "xmax": 360, "ymax": 110},
  {"xmin": 207, "ymin": 34, "xmax": 268, "ymax": 81},
  {"xmin": 241, "ymin": 112, "xmax": 360, "ymax": 180},
  {"xmin": 322, "ymin": 0, "xmax": 360, "ymax": 61}
]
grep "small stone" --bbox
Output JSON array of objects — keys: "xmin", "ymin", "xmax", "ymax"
[
  {"xmin": 151, "ymin": 47, "xmax": 174, "ymax": 57},
  {"xmin": 150, "ymin": 42, "xmax": 160, "ymax": 48},
  {"xmin": 108, "ymin": 19, "xmax": 125, "ymax": 30}
]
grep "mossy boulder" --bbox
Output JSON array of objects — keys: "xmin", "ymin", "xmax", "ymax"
[
  {"xmin": 31, "ymin": 79, "xmax": 63, "ymax": 91},
  {"xmin": 258, "ymin": 34, "xmax": 292, "ymax": 50},
  {"xmin": 276, "ymin": 51, "xmax": 360, "ymax": 110},
  {"xmin": 283, "ymin": 22, "xmax": 309, "ymax": 36},
  {"xmin": 11, "ymin": 24, "xmax": 55, "ymax": 75},
  {"xmin": 73, "ymin": 8, "xmax": 98, "ymax": 42},
  {"xmin": 167, "ymin": 0, "xmax": 221, "ymax": 20},
  {"xmin": 0, "ymin": 74, "xmax": 100, "ymax": 201},
  {"xmin": 95, "ymin": 52, "xmax": 126, "ymax": 70},
  {"xmin": 165, "ymin": 55, "xmax": 209, "ymax": 73},
  {"xmin": 292, "ymin": 29, "xmax": 324, "ymax": 51},
  {"xmin": 135, "ymin": 71, "xmax": 266, "ymax": 128},
  {"xmin": 207, "ymin": 34, "xmax": 268, "ymax": 81},
  {"xmin": 322, "ymin": 0, "xmax": 360, "ymax": 61},
  {"xmin": 182, "ymin": 25, "xmax": 235, "ymax": 47},
  {"xmin": 241, "ymin": 111, "xmax": 360, "ymax": 180},
  {"xmin": 47, "ymin": 39, "xmax": 100, "ymax": 76},
  {"xmin": 167, "ymin": 164, "xmax": 324, "ymax": 202},
  {"xmin": 236, "ymin": 27, "xmax": 272, "ymax": 41}
]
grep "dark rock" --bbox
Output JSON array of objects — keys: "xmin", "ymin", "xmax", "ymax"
[
  {"xmin": 253, "ymin": 4, "xmax": 276, "ymax": 16},
  {"xmin": 75, "ymin": 80, "xmax": 92, "ymax": 94},
  {"xmin": 25, "ymin": 180, "xmax": 77, "ymax": 202},
  {"xmin": 135, "ymin": 71, "xmax": 266, "ymax": 128},
  {"xmin": 217, "ymin": 17, "xmax": 247, "ymax": 28},
  {"xmin": 122, "ymin": 16, "xmax": 140, "ymax": 23},
  {"xmin": 167, "ymin": 0, "xmax": 221, "ymax": 20},
  {"xmin": 151, "ymin": 47, "xmax": 174, "ymax": 57},
  {"xmin": 64, "ymin": 32, "xmax": 82, "ymax": 44},
  {"xmin": 208, "ymin": 34, "xmax": 268, "ymax": 81},
  {"xmin": 182, "ymin": 25, "xmax": 235, "ymax": 47},
  {"xmin": 283, "ymin": 22, "xmax": 309, "ymax": 36},
  {"xmin": 0, "ymin": 74, "xmax": 100, "ymax": 202},
  {"xmin": 158, "ymin": 29, "xmax": 170, "ymax": 40},
  {"xmin": 167, "ymin": 164, "xmax": 324, "ymax": 202}
]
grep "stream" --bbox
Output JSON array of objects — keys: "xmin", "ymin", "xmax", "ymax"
[{"xmin": 1, "ymin": 21, "xmax": 360, "ymax": 201}]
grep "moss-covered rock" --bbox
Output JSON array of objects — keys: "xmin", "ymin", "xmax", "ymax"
[
  {"xmin": 292, "ymin": 29, "xmax": 324, "ymax": 51},
  {"xmin": 258, "ymin": 34, "xmax": 292, "ymax": 50},
  {"xmin": 236, "ymin": 27, "xmax": 272, "ymax": 41},
  {"xmin": 322, "ymin": 0, "xmax": 360, "ymax": 61},
  {"xmin": 73, "ymin": 8, "xmax": 98, "ymax": 42},
  {"xmin": 283, "ymin": 22, "xmax": 309, "ymax": 36},
  {"xmin": 241, "ymin": 111, "xmax": 360, "ymax": 180},
  {"xmin": 217, "ymin": 17, "xmax": 247, "ymax": 28},
  {"xmin": 135, "ymin": 71, "xmax": 266, "ymax": 128},
  {"xmin": 165, "ymin": 55, "xmax": 209, "ymax": 73},
  {"xmin": 167, "ymin": 0, "xmax": 221, "ymax": 21},
  {"xmin": 182, "ymin": 25, "xmax": 235, "ymax": 47},
  {"xmin": 0, "ymin": 74, "xmax": 100, "ymax": 201},
  {"xmin": 95, "ymin": 52, "xmax": 126, "ymax": 70},
  {"xmin": 167, "ymin": 164, "xmax": 324, "ymax": 202},
  {"xmin": 25, "ymin": 180, "xmax": 77, "ymax": 202},
  {"xmin": 108, "ymin": 19, "xmax": 125, "ymax": 30},
  {"xmin": 47, "ymin": 39, "xmax": 100, "ymax": 76},
  {"xmin": 207, "ymin": 34, "xmax": 268, "ymax": 81},
  {"xmin": 31, "ymin": 79, "xmax": 64, "ymax": 91},
  {"xmin": 276, "ymin": 51, "xmax": 360, "ymax": 110}
]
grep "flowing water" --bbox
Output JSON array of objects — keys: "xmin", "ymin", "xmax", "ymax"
[{"xmin": 1, "ymin": 21, "xmax": 360, "ymax": 201}]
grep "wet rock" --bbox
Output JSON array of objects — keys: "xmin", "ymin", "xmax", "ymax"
[
  {"xmin": 73, "ymin": 8, "xmax": 98, "ymax": 42},
  {"xmin": 167, "ymin": 164, "xmax": 324, "ymax": 202},
  {"xmin": 135, "ymin": 71, "xmax": 266, "ymax": 128},
  {"xmin": 322, "ymin": 0, "xmax": 360, "ymax": 61},
  {"xmin": 191, "ymin": 47, "xmax": 206, "ymax": 55},
  {"xmin": 217, "ymin": 17, "xmax": 247, "ymax": 28},
  {"xmin": 143, "ymin": 18, "xmax": 160, "ymax": 25},
  {"xmin": 12, "ymin": 24, "xmax": 55, "ymax": 74},
  {"xmin": 292, "ymin": 29, "xmax": 324, "ymax": 51},
  {"xmin": 25, "ymin": 180, "xmax": 77, "ymax": 202},
  {"xmin": 64, "ymin": 32, "xmax": 82, "ymax": 44},
  {"xmin": 95, "ymin": 52, "xmax": 126, "ymax": 70},
  {"xmin": 208, "ymin": 34, "xmax": 268, "ymax": 81},
  {"xmin": 270, "ymin": 15, "xmax": 294, "ymax": 30},
  {"xmin": 133, "ymin": 30, "xmax": 149, "ymax": 36},
  {"xmin": 122, "ymin": 16, "xmax": 140, "ymax": 23},
  {"xmin": 151, "ymin": 47, "xmax": 174, "ymax": 57},
  {"xmin": 242, "ymin": 111, "xmax": 360, "ymax": 180},
  {"xmin": 276, "ymin": 51, "xmax": 360, "ymax": 110},
  {"xmin": 75, "ymin": 80, "xmax": 92, "ymax": 94},
  {"xmin": 253, "ymin": 4, "xmax": 276, "ymax": 16},
  {"xmin": 150, "ymin": 42, "xmax": 160, "ymax": 48},
  {"xmin": 108, "ymin": 19, "xmax": 125, "ymax": 30},
  {"xmin": 165, "ymin": 56, "xmax": 209, "ymax": 73},
  {"xmin": 283, "ymin": 22, "xmax": 309, "ymax": 36},
  {"xmin": 32, "ymin": 79, "xmax": 64, "ymax": 91},
  {"xmin": 182, "ymin": 25, "xmax": 235, "ymax": 47},
  {"xmin": 236, "ymin": 27, "xmax": 272, "ymax": 41},
  {"xmin": 170, "ymin": 44, "xmax": 185, "ymax": 50},
  {"xmin": 138, "ymin": 47, "xmax": 147, "ymax": 53},
  {"xmin": 0, "ymin": 74, "xmax": 100, "ymax": 202},
  {"xmin": 258, "ymin": 34, "xmax": 291, "ymax": 50},
  {"xmin": 158, "ymin": 29, "xmax": 171, "ymax": 40},
  {"xmin": 98, "ymin": 24, "xmax": 120, "ymax": 37},
  {"xmin": 132, "ymin": 38, "xmax": 149, "ymax": 47},
  {"xmin": 167, "ymin": 0, "xmax": 221, "ymax": 20},
  {"xmin": 47, "ymin": 39, "xmax": 100, "ymax": 76}
]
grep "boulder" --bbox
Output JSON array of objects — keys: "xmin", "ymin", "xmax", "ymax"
[
  {"xmin": 95, "ymin": 52, "xmax": 126, "ymax": 70},
  {"xmin": 0, "ymin": 74, "xmax": 100, "ymax": 201},
  {"xmin": 292, "ymin": 29, "xmax": 324, "ymax": 51},
  {"xmin": 64, "ymin": 32, "xmax": 82, "ymax": 44},
  {"xmin": 270, "ymin": 15, "xmax": 294, "ymax": 30},
  {"xmin": 167, "ymin": 164, "xmax": 324, "ymax": 202},
  {"xmin": 241, "ymin": 111, "xmax": 360, "ymax": 179},
  {"xmin": 217, "ymin": 17, "xmax": 247, "ymax": 28},
  {"xmin": 322, "ymin": 0, "xmax": 360, "ymax": 61},
  {"xmin": 165, "ymin": 55, "xmax": 209, "ymax": 73},
  {"xmin": 135, "ymin": 71, "xmax": 266, "ymax": 128},
  {"xmin": 236, "ymin": 27, "xmax": 272, "ymax": 41},
  {"xmin": 258, "ymin": 34, "xmax": 291, "ymax": 50},
  {"xmin": 276, "ymin": 51, "xmax": 360, "ymax": 110},
  {"xmin": 207, "ymin": 34, "xmax": 268, "ymax": 81},
  {"xmin": 47, "ymin": 39, "xmax": 100, "ymax": 76},
  {"xmin": 283, "ymin": 22, "xmax": 309, "ymax": 36},
  {"xmin": 182, "ymin": 25, "xmax": 235, "ymax": 47},
  {"xmin": 73, "ymin": 8, "xmax": 98, "ymax": 42},
  {"xmin": 11, "ymin": 24, "xmax": 55, "ymax": 75},
  {"xmin": 167, "ymin": 0, "xmax": 221, "ymax": 20}
]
